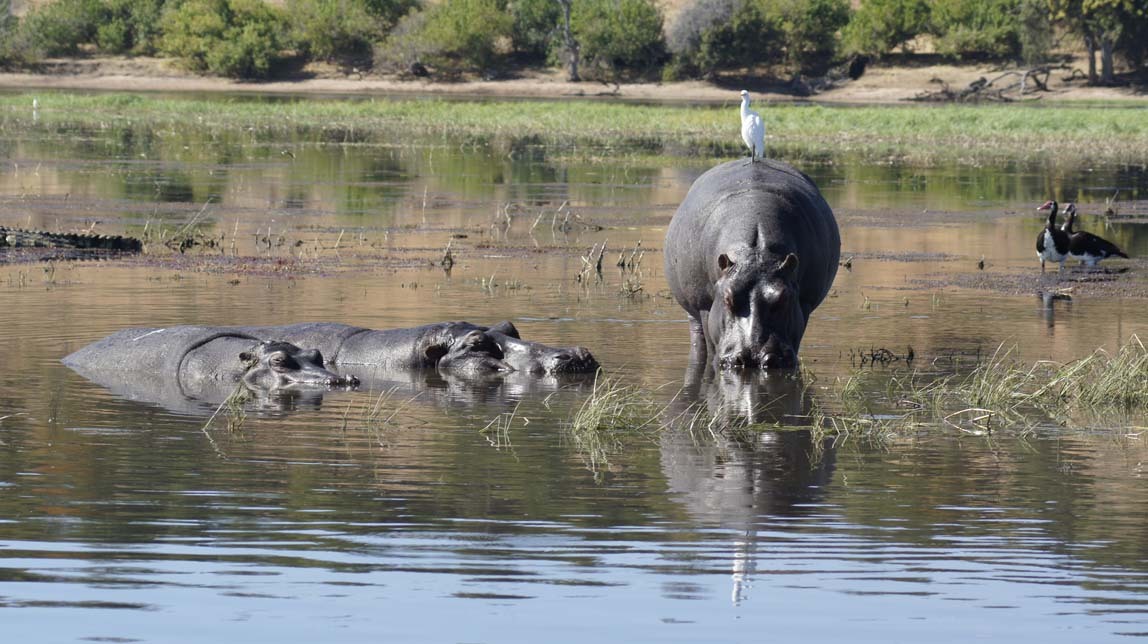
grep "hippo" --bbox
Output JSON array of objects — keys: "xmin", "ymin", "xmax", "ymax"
[
  {"xmin": 233, "ymin": 321, "xmax": 598, "ymax": 375},
  {"xmin": 62, "ymin": 326, "xmax": 360, "ymax": 400},
  {"xmin": 664, "ymin": 159, "xmax": 840, "ymax": 369},
  {"xmin": 65, "ymin": 321, "xmax": 597, "ymax": 383},
  {"xmin": 63, "ymin": 321, "xmax": 596, "ymax": 416}
]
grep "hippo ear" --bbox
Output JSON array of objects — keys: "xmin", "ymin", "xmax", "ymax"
[
  {"xmin": 239, "ymin": 351, "xmax": 256, "ymax": 366},
  {"xmin": 718, "ymin": 254, "xmax": 734, "ymax": 273},
  {"xmin": 489, "ymin": 320, "xmax": 520, "ymax": 339},
  {"xmin": 778, "ymin": 253, "xmax": 799, "ymax": 277}
]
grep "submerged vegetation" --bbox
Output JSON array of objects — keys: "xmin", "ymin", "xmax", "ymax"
[
  {"xmin": 560, "ymin": 338, "xmax": 1148, "ymax": 476},
  {"xmin": 808, "ymin": 337, "xmax": 1148, "ymax": 440},
  {"xmin": 7, "ymin": 92, "xmax": 1148, "ymax": 163}
]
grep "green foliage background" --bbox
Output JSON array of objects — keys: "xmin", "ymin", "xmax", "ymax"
[{"xmin": 0, "ymin": 0, "xmax": 1145, "ymax": 83}]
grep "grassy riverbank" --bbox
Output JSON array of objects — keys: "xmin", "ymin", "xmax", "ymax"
[{"xmin": 5, "ymin": 92, "xmax": 1148, "ymax": 163}]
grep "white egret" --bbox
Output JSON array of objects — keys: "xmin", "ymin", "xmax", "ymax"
[{"xmin": 739, "ymin": 90, "xmax": 765, "ymax": 162}]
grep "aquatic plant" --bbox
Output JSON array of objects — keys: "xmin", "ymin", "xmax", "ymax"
[
  {"xmin": 479, "ymin": 402, "xmax": 519, "ymax": 452},
  {"xmin": 340, "ymin": 387, "xmax": 419, "ymax": 447},
  {"xmin": 814, "ymin": 337, "xmax": 1148, "ymax": 436},
  {"xmin": 566, "ymin": 372, "xmax": 670, "ymax": 477}
]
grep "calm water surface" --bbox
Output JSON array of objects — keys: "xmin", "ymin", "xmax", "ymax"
[{"xmin": 1, "ymin": 98, "xmax": 1147, "ymax": 642}]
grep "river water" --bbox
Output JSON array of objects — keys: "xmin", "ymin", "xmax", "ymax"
[{"xmin": 1, "ymin": 97, "xmax": 1147, "ymax": 642}]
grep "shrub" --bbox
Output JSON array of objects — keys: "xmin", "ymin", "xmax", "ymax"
[
  {"xmin": 160, "ymin": 0, "xmax": 286, "ymax": 78},
  {"xmin": 373, "ymin": 8, "xmax": 435, "ymax": 73},
  {"xmin": 508, "ymin": 0, "xmax": 561, "ymax": 60},
  {"xmin": 285, "ymin": 0, "xmax": 380, "ymax": 61},
  {"xmin": 97, "ymin": 0, "xmax": 166, "ymax": 55},
  {"xmin": 362, "ymin": 0, "xmax": 421, "ymax": 30},
  {"xmin": 667, "ymin": 0, "xmax": 782, "ymax": 79},
  {"xmin": 573, "ymin": 0, "xmax": 666, "ymax": 80},
  {"xmin": 1017, "ymin": 0, "xmax": 1051, "ymax": 64},
  {"xmin": 841, "ymin": 0, "xmax": 931, "ymax": 56},
  {"xmin": 14, "ymin": 0, "xmax": 103, "ymax": 57},
  {"xmin": 423, "ymin": 0, "xmax": 513, "ymax": 71},
  {"xmin": 776, "ymin": 0, "xmax": 850, "ymax": 70},
  {"xmin": 930, "ymin": 0, "xmax": 1020, "ymax": 59},
  {"xmin": 0, "ymin": 0, "xmax": 14, "ymax": 63}
]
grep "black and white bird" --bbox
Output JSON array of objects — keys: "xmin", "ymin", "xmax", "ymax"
[
  {"xmin": 739, "ymin": 90, "xmax": 765, "ymax": 162},
  {"xmin": 1035, "ymin": 200, "xmax": 1070, "ymax": 274},
  {"xmin": 1060, "ymin": 203, "xmax": 1129, "ymax": 267}
]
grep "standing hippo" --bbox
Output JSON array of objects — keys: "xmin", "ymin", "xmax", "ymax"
[{"xmin": 664, "ymin": 159, "xmax": 840, "ymax": 369}]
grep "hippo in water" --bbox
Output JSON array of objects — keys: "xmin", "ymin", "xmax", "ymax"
[
  {"xmin": 664, "ymin": 159, "xmax": 840, "ymax": 369},
  {"xmin": 62, "ymin": 326, "xmax": 360, "ymax": 397},
  {"xmin": 64, "ymin": 320, "xmax": 597, "ymax": 384},
  {"xmin": 232, "ymin": 320, "xmax": 598, "ymax": 375}
]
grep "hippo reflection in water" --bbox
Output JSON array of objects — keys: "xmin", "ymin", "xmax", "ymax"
[{"xmin": 62, "ymin": 320, "xmax": 598, "ymax": 415}]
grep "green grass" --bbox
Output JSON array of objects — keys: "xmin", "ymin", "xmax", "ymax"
[
  {"xmin": 566, "ymin": 372, "xmax": 671, "ymax": 478},
  {"xmin": 8, "ymin": 92, "xmax": 1148, "ymax": 162}
]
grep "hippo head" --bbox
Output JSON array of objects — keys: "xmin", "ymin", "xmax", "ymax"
[
  {"xmin": 484, "ymin": 323, "xmax": 599, "ymax": 375},
  {"xmin": 436, "ymin": 330, "xmax": 513, "ymax": 374},
  {"xmin": 239, "ymin": 341, "xmax": 360, "ymax": 390},
  {"xmin": 708, "ymin": 252, "xmax": 804, "ymax": 370}
]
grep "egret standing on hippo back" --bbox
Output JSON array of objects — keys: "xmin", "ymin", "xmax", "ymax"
[{"xmin": 664, "ymin": 159, "xmax": 840, "ymax": 370}]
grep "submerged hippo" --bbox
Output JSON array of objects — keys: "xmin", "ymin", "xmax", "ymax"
[
  {"xmin": 234, "ymin": 321, "xmax": 598, "ymax": 375},
  {"xmin": 65, "ymin": 321, "xmax": 597, "ymax": 382},
  {"xmin": 63, "ymin": 321, "xmax": 596, "ymax": 416},
  {"xmin": 62, "ymin": 326, "xmax": 360, "ymax": 395},
  {"xmin": 664, "ymin": 159, "xmax": 840, "ymax": 369}
]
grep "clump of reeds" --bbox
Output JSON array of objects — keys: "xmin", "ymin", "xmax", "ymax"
[
  {"xmin": 340, "ymin": 387, "xmax": 418, "ymax": 447},
  {"xmin": 566, "ymin": 372, "xmax": 669, "ymax": 477},
  {"xmin": 200, "ymin": 384, "xmax": 253, "ymax": 458},
  {"xmin": 814, "ymin": 337, "xmax": 1148, "ymax": 436},
  {"xmin": 1029, "ymin": 336, "xmax": 1148, "ymax": 412},
  {"xmin": 479, "ymin": 402, "xmax": 519, "ymax": 452}
]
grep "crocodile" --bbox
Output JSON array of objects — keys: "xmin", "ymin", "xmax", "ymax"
[{"xmin": 0, "ymin": 227, "xmax": 143, "ymax": 253}]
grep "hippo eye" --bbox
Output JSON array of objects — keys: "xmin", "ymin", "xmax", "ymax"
[{"xmin": 270, "ymin": 353, "xmax": 295, "ymax": 370}]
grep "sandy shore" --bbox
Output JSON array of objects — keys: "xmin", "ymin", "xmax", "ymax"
[{"xmin": 0, "ymin": 56, "xmax": 1143, "ymax": 104}]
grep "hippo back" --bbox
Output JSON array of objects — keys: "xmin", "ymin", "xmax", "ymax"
[{"xmin": 62, "ymin": 326, "xmax": 259, "ymax": 378}]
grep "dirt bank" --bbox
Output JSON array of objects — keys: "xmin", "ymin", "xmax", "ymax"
[{"xmin": 0, "ymin": 55, "xmax": 1143, "ymax": 105}]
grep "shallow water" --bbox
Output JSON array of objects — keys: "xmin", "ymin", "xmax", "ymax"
[{"xmin": 2, "ymin": 98, "xmax": 1148, "ymax": 642}]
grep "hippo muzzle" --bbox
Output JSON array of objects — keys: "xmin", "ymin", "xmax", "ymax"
[
  {"xmin": 437, "ymin": 330, "xmax": 513, "ymax": 374},
  {"xmin": 241, "ymin": 342, "xmax": 360, "ymax": 390},
  {"xmin": 540, "ymin": 346, "xmax": 599, "ymax": 374},
  {"xmin": 717, "ymin": 332, "xmax": 797, "ymax": 371}
]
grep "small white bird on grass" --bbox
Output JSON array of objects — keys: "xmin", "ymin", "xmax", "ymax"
[{"xmin": 739, "ymin": 89, "xmax": 765, "ymax": 163}]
